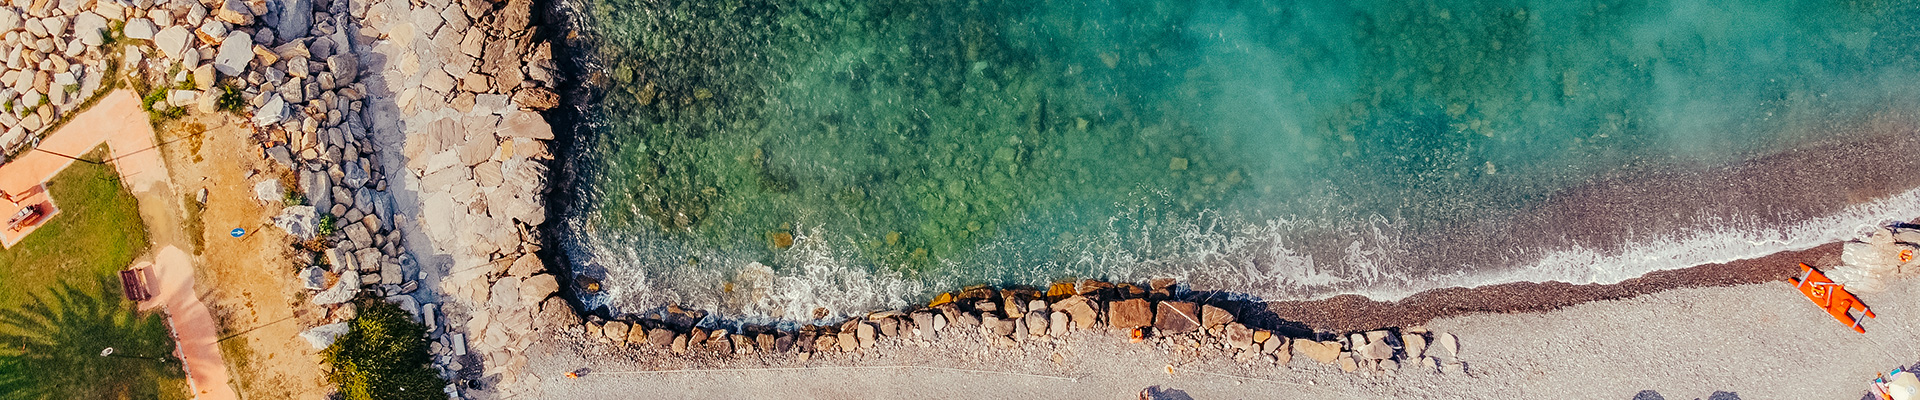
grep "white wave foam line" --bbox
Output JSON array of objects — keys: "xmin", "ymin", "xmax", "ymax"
[
  {"xmin": 1343, "ymin": 186, "xmax": 1920, "ymax": 302},
  {"xmin": 1048, "ymin": 207, "xmax": 1394, "ymax": 300},
  {"xmin": 573, "ymin": 185, "xmax": 1920, "ymax": 320},
  {"xmin": 749, "ymin": 227, "xmax": 926, "ymax": 323},
  {"xmin": 577, "ymin": 217, "xmax": 927, "ymax": 322}
]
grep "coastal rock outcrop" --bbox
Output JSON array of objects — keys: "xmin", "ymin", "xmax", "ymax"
[{"xmin": 1831, "ymin": 226, "xmax": 1920, "ymax": 292}]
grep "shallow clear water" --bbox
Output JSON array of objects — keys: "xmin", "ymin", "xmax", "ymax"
[{"xmin": 557, "ymin": 0, "xmax": 1920, "ymax": 319}]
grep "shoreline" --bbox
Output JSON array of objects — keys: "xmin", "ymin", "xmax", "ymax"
[
  {"xmin": 515, "ymin": 240, "xmax": 1920, "ymax": 399},
  {"xmin": 1258, "ymin": 242, "xmax": 1840, "ymax": 332}
]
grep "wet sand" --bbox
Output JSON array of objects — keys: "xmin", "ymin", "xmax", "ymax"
[{"xmin": 1262, "ymin": 242, "xmax": 1840, "ymax": 332}]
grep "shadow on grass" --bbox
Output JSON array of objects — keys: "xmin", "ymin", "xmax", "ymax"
[{"xmin": 0, "ymin": 274, "xmax": 185, "ymax": 400}]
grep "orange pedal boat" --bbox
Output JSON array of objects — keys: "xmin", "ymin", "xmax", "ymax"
[{"xmin": 1788, "ymin": 263, "xmax": 1875, "ymax": 334}]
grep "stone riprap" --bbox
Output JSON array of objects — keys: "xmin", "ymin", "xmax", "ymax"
[
  {"xmin": 73, "ymin": 0, "xmax": 574, "ymax": 396},
  {"xmin": 583, "ymin": 279, "xmax": 1470, "ymax": 379},
  {"xmin": 346, "ymin": 0, "xmax": 562, "ymax": 396},
  {"xmin": 0, "ymin": 0, "xmax": 119, "ymax": 161}
]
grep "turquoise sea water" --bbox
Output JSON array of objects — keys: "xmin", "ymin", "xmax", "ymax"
[{"xmin": 556, "ymin": 0, "xmax": 1920, "ymax": 319}]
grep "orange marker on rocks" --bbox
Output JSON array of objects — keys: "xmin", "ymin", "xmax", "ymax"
[{"xmin": 1788, "ymin": 263, "xmax": 1876, "ymax": 333}]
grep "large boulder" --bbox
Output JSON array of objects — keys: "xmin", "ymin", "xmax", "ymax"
[
  {"xmin": 1054, "ymin": 295, "xmax": 1098, "ymax": 329},
  {"xmin": 498, "ymin": 0, "xmax": 531, "ymax": 29},
  {"xmin": 518, "ymin": 274, "xmax": 557, "ymax": 305},
  {"xmin": 511, "ymin": 87, "xmax": 557, "ymax": 110},
  {"xmin": 1152, "ymin": 301, "xmax": 1199, "ymax": 334},
  {"xmin": 327, "ymin": 54, "xmax": 358, "ymax": 83},
  {"xmin": 1295, "ymin": 340, "xmax": 1340, "ymax": 364},
  {"xmin": 647, "ymin": 327, "xmax": 676, "ymax": 348},
  {"xmin": 1107, "ymin": 299, "xmax": 1151, "ymax": 330},
  {"xmin": 215, "ymin": 0, "xmax": 253, "ymax": 25},
  {"xmin": 488, "ymin": 276, "xmax": 523, "ymax": 309},
  {"xmin": 342, "ymin": 161, "xmax": 369, "ymax": 188},
  {"xmin": 603, "ymin": 321, "xmax": 629, "ymax": 344},
  {"xmin": 535, "ymin": 297, "xmax": 579, "ymax": 330},
  {"xmin": 0, "ymin": 9, "xmax": 19, "ymax": 32},
  {"xmin": 272, "ymin": 0, "xmax": 311, "ymax": 40},
  {"xmin": 1200, "ymin": 304, "xmax": 1234, "ymax": 330},
  {"xmin": 213, "ymin": 31, "xmax": 254, "ymax": 76},
  {"xmin": 310, "ymin": 271, "xmax": 359, "ymax": 305},
  {"xmin": 252, "ymin": 95, "xmax": 286, "ymax": 125},
  {"xmin": 122, "ymin": 18, "xmax": 155, "ymax": 40},
  {"xmin": 271, "ymin": 205, "xmax": 317, "ymax": 239},
  {"xmin": 507, "ymin": 254, "xmax": 544, "ymax": 277},
  {"xmin": 72, "ymin": 12, "xmax": 108, "ymax": 46},
  {"xmin": 495, "ymin": 110, "xmax": 553, "ymax": 140},
  {"xmin": 1224, "ymin": 322, "xmax": 1254, "ymax": 350},
  {"xmin": 301, "ymin": 266, "xmax": 327, "ymax": 290},
  {"xmin": 154, "ymin": 26, "xmax": 196, "ymax": 60},
  {"xmin": 299, "ymin": 322, "xmax": 352, "ymax": 349}
]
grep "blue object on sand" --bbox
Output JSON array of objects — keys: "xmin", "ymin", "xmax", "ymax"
[{"xmin": 230, "ymin": 228, "xmax": 245, "ymax": 238}]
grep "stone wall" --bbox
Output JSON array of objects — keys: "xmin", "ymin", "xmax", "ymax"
[
  {"xmin": 590, "ymin": 279, "xmax": 1472, "ymax": 378},
  {"xmin": 346, "ymin": 0, "xmax": 563, "ymax": 397},
  {"xmin": 89, "ymin": 0, "xmax": 572, "ymax": 396}
]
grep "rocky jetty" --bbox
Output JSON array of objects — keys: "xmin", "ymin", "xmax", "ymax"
[
  {"xmin": 348, "ymin": 0, "xmax": 564, "ymax": 396},
  {"xmin": 584, "ymin": 279, "xmax": 1471, "ymax": 378}
]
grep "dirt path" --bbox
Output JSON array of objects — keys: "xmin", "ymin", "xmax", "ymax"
[
  {"xmin": 141, "ymin": 246, "xmax": 237, "ymax": 400},
  {"xmin": 151, "ymin": 109, "xmax": 332, "ymax": 399}
]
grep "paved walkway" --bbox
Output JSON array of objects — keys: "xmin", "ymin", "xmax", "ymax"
[
  {"xmin": 6, "ymin": 91, "xmax": 238, "ymax": 400},
  {"xmin": 140, "ymin": 246, "xmax": 236, "ymax": 400}
]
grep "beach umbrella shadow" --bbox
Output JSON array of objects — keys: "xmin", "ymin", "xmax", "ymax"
[
  {"xmin": 1633, "ymin": 390, "xmax": 1743, "ymax": 400},
  {"xmin": 1141, "ymin": 385, "xmax": 1195, "ymax": 400},
  {"xmin": 0, "ymin": 274, "xmax": 182, "ymax": 399}
]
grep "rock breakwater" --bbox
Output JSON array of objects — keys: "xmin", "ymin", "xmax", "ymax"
[
  {"xmin": 118, "ymin": 0, "xmax": 574, "ymax": 395},
  {"xmin": 578, "ymin": 279, "xmax": 1471, "ymax": 378}
]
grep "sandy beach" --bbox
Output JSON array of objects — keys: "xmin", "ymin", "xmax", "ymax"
[{"xmin": 516, "ymin": 263, "xmax": 1920, "ymax": 399}]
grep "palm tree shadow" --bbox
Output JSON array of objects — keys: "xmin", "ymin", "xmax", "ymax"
[{"xmin": 0, "ymin": 274, "xmax": 184, "ymax": 399}]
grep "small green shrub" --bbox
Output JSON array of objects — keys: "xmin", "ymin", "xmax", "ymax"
[
  {"xmin": 141, "ymin": 88, "xmax": 183, "ymax": 121},
  {"xmin": 216, "ymin": 85, "xmax": 244, "ymax": 113},
  {"xmin": 323, "ymin": 300, "xmax": 445, "ymax": 400},
  {"xmin": 283, "ymin": 188, "xmax": 306, "ymax": 206},
  {"xmin": 317, "ymin": 214, "xmax": 337, "ymax": 238},
  {"xmin": 140, "ymin": 89, "xmax": 164, "ymax": 111}
]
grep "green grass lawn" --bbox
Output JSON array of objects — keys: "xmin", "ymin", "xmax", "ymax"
[
  {"xmin": 0, "ymin": 146, "xmax": 149, "ymax": 309},
  {"xmin": 0, "ymin": 146, "xmax": 190, "ymax": 399}
]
